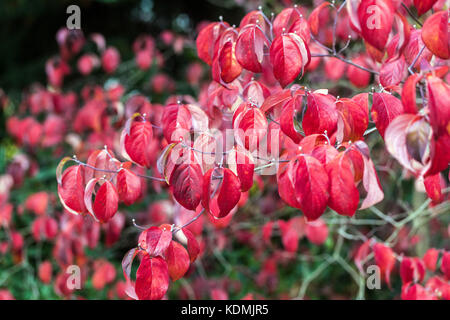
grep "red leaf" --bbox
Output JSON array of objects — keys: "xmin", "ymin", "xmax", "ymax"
[
  {"xmin": 353, "ymin": 141, "xmax": 384, "ymax": 209},
  {"xmin": 161, "ymin": 103, "xmax": 209, "ymax": 143},
  {"xmin": 169, "ymin": 158, "xmax": 204, "ymax": 211},
  {"xmin": 414, "ymin": 0, "xmax": 439, "ymax": 16},
  {"xmin": 233, "ymin": 103, "xmax": 268, "ymax": 151},
  {"xmin": 117, "ymin": 168, "xmax": 142, "ymax": 205},
  {"xmin": 336, "ymin": 97, "xmax": 369, "ymax": 143},
  {"xmin": 423, "ymin": 248, "xmax": 439, "ymax": 272},
  {"xmin": 326, "ymin": 153, "xmax": 359, "ymax": 217},
  {"xmin": 165, "ymin": 241, "xmax": 190, "ymax": 281},
  {"xmin": 135, "ymin": 255, "xmax": 169, "ymax": 300},
  {"xmin": 347, "ymin": 56, "xmax": 371, "ymax": 88},
  {"xmin": 277, "ymin": 160, "xmax": 301, "ymax": 209},
  {"xmin": 427, "ymin": 76, "xmax": 450, "ymax": 138},
  {"xmin": 202, "ymin": 168, "xmax": 241, "ymax": 218},
  {"xmin": 385, "ymin": 114, "xmax": 429, "ymax": 173},
  {"xmin": 182, "ymin": 228, "xmax": 200, "ymax": 262},
  {"xmin": 293, "ymin": 154, "xmax": 330, "ymax": 221},
  {"xmin": 123, "ymin": 119, "xmax": 154, "ymax": 168},
  {"xmin": 145, "ymin": 226, "xmax": 173, "ymax": 257},
  {"xmin": 196, "ymin": 22, "xmax": 229, "ymax": 65},
  {"xmin": 235, "ymin": 24, "xmax": 267, "ymax": 73},
  {"xmin": 441, "ymin": 251, "xmax": 450, "ymax": 279},
  {"xmin": 401, "ymin": 74, "xmax": 422, "ymax": 114},
  {"xmin": 305, "ymin": 218, "xmax": 328, "ymax": 245},
  {"xmin": 354, "ymin": 240, "xmax": 371, "ymax": 274},
  {"xmin": 308, "ymin": 2, "xmax": 331, "ymax": 36},
  {"xmin": 303, "ymin": 92, "xmax": 338, "ymax": 136},
  {"xmin": 278, "ymin": 217, "xmax": 305, "ymax": 253},
  {"xmin": 274, "ymin": 7, "xmax": 311, "ymax": 41},
  {"xmin": 84, "ymin": 179, "xmax": 119, "ymax": 223},
  {"xmin": 260, "ymin": 89, "xmax": 292, "ymax": 114},
  {"xmin": 227, "ymin": 146, "xmax": 255, "ymax": 192},
  {"xmin": 212, "ymin": 40, "xmax": 242, "ymax": 84},
  {"xmin": 400, "ymin": 257, "xmax": 425, "ymax": 284},
  {"xmin": 270, "ymin": 33, "xmax": 310, "ymax": 87},
  {"xmin": 121, "ymin": 247, "xmax": 139, "ymax": 300},
  {"xmin": 357, "ymin": 0, "xmax": 395, "ymax": 51},
  {"xmin": 280, "ymin": 95, "xmax": 303, "ymax": 144},
  {"xmin": 57, "ymin": 164, "xmax": 86, "ymax": 215},
  {"xmin": 424, "ymin": 173, "xmax": 445, "ymax": 203},
  {"xmin": 379, "ymin": 56, "xmax": 407, "ymax": 87},
  {"xmin": 373, "ymin": 243, "xmax": 396, "ymax": 287},
  {"xmin": 371, "ymin": 92, "xmax": 404, "ymax": 139},
  {"xmin": 421, "ymin": 11, "xmax": 449, "ymax": 59}
]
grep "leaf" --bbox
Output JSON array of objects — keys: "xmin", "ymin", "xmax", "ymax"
[
  {"xmin": 353, "ymin": 141, "xmax": 384, "ymax": 209},
  {"xmin": 371, "ymin": 92, "xmax": 404, "ymax": 139},
  {"xmin": 423, "ymin": 248, "xmax": 439, "ymax": 272},
  {"xmin": 165, "ymin": 241, "xmax": 190, "ymax": 281},
  {"xmin": 145, "ymin": 226, "xmax": 173, "ymax": 257},
  {"xmin": 85, "ymin": 148, "xmax": 119, "ymax": 181},
  {"xmin": 123, "ymin": 119, "xmax": 154, "ymax": 168},
  {"xmin": 421, "ymin": 10, "xmax": 449, "ymax": 59},
  {"xmin": 212, "ymin": 40, "xmax": 242, "ymax": 84},
  {"xmin": 280, "ymin": 95, "xmax": 303, "ymax": 144},
  {"xmin": 427, "ymin": 76, "xmax": 450, "ymax": 137},
  {"xmin": 121, "ymin": 247, "xmax": 138, "ymax": 300},
  {"xmin": 385, "ymin": 114, "xmax": 428, "ymax": 173},
  {"xmin": 274, "ymin": 7, "xmax": 311, "ymax": 41},
  {"xmin": 117, "ymin": 168, "xmax": 142, "ymax": 205},
  {"xmin": 196, "ymin": 22, "xmax": 229, "ymax": 65},
  {"xmin": 305, "ymin": 218, "xmax": 329, "ymax": 245},
  {"xmin": 162, "ymin": 103, "xmax": 209, "ymax": 143},
  {"xmin": 270, "ymin": 33, "xmax": 310, "ymax": 87},
  {"xmin": 277, "ymin": 160, "xmax": 301, "ymax": 209},
  {"xmin": 84, "ymin": 179, "xmax": 119, "ymax": 223},
  {"xmin": 278, "ymin": 216, "xmax": 305, "ymax": 253},
  {"xmin": 347, "ymin": 56, "xmax": 371, "ymax": 88},
  {"xmin": 354, "ymin": 240, "xmax": 371, "ymax": 274},
  {"xmin": 227, "ymin": 146, "xmax": 255, "ymax": 192},
  {"xmin": 326, "ymin": 153, "xmax": 359, "ymax": 217},
  {"xmin": 373, "ymin": 243, "xmax": 396, "ymax": 287},
  {"xmin": 235, "ymin": 24, "xmax": 267, "ymax": 73},
  {"xmin": 202, "ymin": 168, "xmax": 241, "ymax": 218},
  {"xmin": 379, "ymin": 56, "xmax": 407, "ymax": 87},
  {"xmin": 303, "ymin": 92, "xmax": 338, "ymax": 136},
  {"xmin": 424, "ymin": 173, "xmax": 444, "ymax": 203},
  {"xmin": 308, "ymin": 2, "xmax": 331, "ymax": 36},
  {"xmin": 233, "ymin": 104, "xmax": 268, "ymax": 151},
  {"xmin": 182, "ymin": 228, "xmax": 200, "ymax": 262},
  {"xmin": 293, "ymin": 154, "xmax": 330, "ymax": 221},
  {"xmin": 135, "ymin": 255, "xmax": 169, "ymax": 300},
  {"xmin": 414, "ymin": 0, "xmax": 438, "ymax": 16},
  {"xmin": 57, "ymin": 164, "xmax": 86, "ymax": 216},
  {"xmin": 400, "ymin": 257, "xmax": 425, "ymax": 284},
  {"xmin": 169, "ymin": 159, "xmax": 204, "ymax": 211},
  {"xmin": 260, "ymin": 89, "xmax": 292, "ymax": 114},
  {"xmin": 336, "ymin": 97, "xmax": 369, "ymax": 143},
  {"xmin": 401, "ymin": 74, "xmax": 422, "ymax": 114},
  {"xmin": 357, "ymin": 0, "xmax": 395, "ymax": 51}
]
